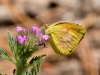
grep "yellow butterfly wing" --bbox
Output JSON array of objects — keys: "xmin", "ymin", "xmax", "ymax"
[{"xmin": 45, "ymin": 22, "xmax": 86, "ymax": 55}]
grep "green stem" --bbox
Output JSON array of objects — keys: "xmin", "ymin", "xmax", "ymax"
[{"xmin": 16, "ymin": 59, "xmax": 27, "ymax": 75}]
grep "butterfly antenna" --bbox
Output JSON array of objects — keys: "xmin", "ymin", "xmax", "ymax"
[{"xmin": 36, "ymin": 16, "xmax": 49, "ymax": 29}]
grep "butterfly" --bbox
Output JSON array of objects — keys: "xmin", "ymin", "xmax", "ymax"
[{"xmin": 45, "ymin": 22, "xmax": 86, "ymax": 55}]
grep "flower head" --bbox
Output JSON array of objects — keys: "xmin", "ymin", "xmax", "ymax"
[
  {"xmin": 14, "ymin": 25, "xmax": 50, "ymax": 60},
  {"xmin": 15, "ymin": 26, "xmax": 50, "ymax": 46}
]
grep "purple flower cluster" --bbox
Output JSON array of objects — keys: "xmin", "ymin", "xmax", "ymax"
[
  {"xmin": 31, "ymin": 26, "xmax": 50, "ymax": 41},
  {"xmin": 16, "ymin": 36, "xmax": 27, "ymax": 44},
  {"xmin": 15, "ymin": 26, "xmax": 50, "ymax": 45},
  {"xmin": 31, "ymin": 26, "xmax": 40, "ymax": 34}
]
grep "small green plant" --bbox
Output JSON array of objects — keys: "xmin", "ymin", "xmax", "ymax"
[{"xmin": 0, "ymin": 26, "xmax": 50, "ymax": 75}]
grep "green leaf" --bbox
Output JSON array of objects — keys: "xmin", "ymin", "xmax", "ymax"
[
  {"xmin": 28, "ymin": 63, "xmax": 41, "ymax": 75},
  {"xmin": 27, "ymin": 54, "xmax": 46, "ymax": 75},
  {"xmin": 8, "ymin": 32, "xmax": 18, "ymax": 62},
  {"xmin": 0, "ymin": 48, "xmax": 16, "ymax": 64},
  {"xmin": 29, "ymin": 54, "xmax": 46, "ymax": 66},
  {"xmin": 0, "ymin": 73, "xmax": 2, "ymax": 75},
  {"xmin": 8, "ymin": 32, "xmax": 16, "ymax": 56}
]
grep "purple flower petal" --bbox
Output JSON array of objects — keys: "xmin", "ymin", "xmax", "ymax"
[
  {"xmin": 42, "ymin": 34, "xmax": 50, "ymax": 40},
  {"xmin": 16, "ymin": 35, "xmax": 27, "ymax": 44},
  {"xmin": 39, "ymin": 33, "xmax": 50, "ymax": 40},
  {"xmin": 39, "ymin": 41, "xmax": 45, "ymax": 47},
  {"xmin": 16, "ymin": 35, "xmax": 22, "ymax": 41},
  {"xmin": 23, "ymin": 36, "xmax": 27, "ymax": 39},
  {"xmin": 31, "ymin": 26, "xmax": 40, "ymax": 34},
  {"xmin": 40, "ymin": 33, "xmax": 43, "ymax": 38},
  {"xmin": 15, "ymin": 26, "xmax": 23, "ymax": 31}
]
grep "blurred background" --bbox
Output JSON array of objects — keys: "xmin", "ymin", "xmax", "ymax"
[{"xmin": 0, "ymin": 0, "xmax": 100, "ymax": 75}]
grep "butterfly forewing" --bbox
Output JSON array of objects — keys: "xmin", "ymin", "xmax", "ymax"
[{"xmin": 46, "ymin": 22, "xmax": 86, "ymax": 55}]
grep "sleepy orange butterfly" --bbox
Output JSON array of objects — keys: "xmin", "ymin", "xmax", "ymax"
[{"xmin": 45, "ymin": 22, "xmax": 86, "ymax": 55}]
